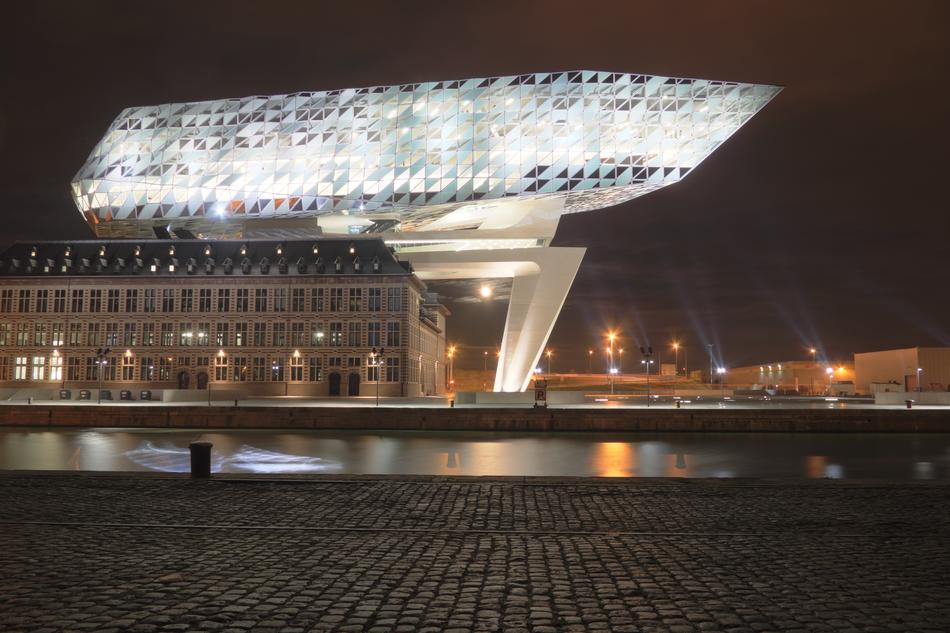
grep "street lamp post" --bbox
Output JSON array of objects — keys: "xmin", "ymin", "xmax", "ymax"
[
  {"xmin": 587, "ymin": 349, "xmax": 593, "ymax": 374},
  {"xmin": 95, "ymin": 347, "xmax": 111, "ymax": 404},
  {"xmin": 608, "ymin": 332, "xmax": 616, "ymax": 394},
  {"xmin": 546, "ymin": 349, "xmax": 553, "ymax": 375},
  {"xmin": 809, "ymin": 348, "xmax": 817, "ymax": 395},
  {"xmin": 672, "ymin": 342, "xmax": 679, "ymax": 377},
  {"xmin": 371, "ymin": 347, "xmax": 385, "ymax": 406},
  {"xmin": 484, "ymin": 350, "xmax": 488, "ymax": 372},
  {"xmin": 705, "ymin": 343, "xmax": 714, "ymax": 388},
  {"xmin": 717, "ymin": 367, "xmax": 727, "ymax": 401},
  {"xmin": 917, "ymin": 367, "xmax": 923, "ymax": 393},
  {"xmin": 618, "ymin": 348, "xmax": 624, "ymax": 376},
  {"xmin": 447, "ymin": 346, "xmax": 455, "ymax": 389},
  {"xmin": 640, "ymin": 346, "xmax": 654, "ymax": 407}
]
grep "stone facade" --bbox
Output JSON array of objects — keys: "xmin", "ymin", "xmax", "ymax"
[{"xmin": 0, "ymin": 239, "xmax": 448, "ymax": 399}]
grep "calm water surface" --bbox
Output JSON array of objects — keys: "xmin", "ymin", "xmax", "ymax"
[{"xmin": 3, "ymin": 428, "xmax": 950, "ymax": 479}]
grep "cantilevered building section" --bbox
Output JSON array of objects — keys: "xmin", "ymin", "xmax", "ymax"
[{"xmin": 72, "ymin": 71, "xmax": 780, "ymax": 391}]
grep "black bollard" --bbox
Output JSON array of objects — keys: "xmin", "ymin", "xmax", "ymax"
[
  {"xmin": 450, "ymin": 399, "xmax": 455, "ymax": 408},
  {"xmin": 189, "ymin": 441, "xmax": 213, "ymax": 478},
  {"xmin": 906, "ymin": 399, "xmax": 913, "ymax": 409},
  {"xmin": 675, "ymin": 400, "xmax": 681, "ymax": 409}
]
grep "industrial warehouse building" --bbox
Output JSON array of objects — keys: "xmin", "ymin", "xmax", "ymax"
[
  {"xmin": 0, "ymin": 239, "xmax": 448, "ymax": 400},
  {"xmin": 854, "ymin": 347, "xmax": 950, "ymax": 395}
]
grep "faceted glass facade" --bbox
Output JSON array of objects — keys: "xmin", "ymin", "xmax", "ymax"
[{"xmin": 72, "ymin": 71, "xmax": 779, "ymax": 235}]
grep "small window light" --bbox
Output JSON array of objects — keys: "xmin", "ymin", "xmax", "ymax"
[
  {"xmin": 134, "ymin": 245, "xmax": 141, "ymax": 257},
  {"xmin": 240, "ymin": 244, "xmax": 247, "ymax": 256},
  {"xmin": 168, "ymin": 245, "xmax": 175, "ymax": 256},
  {"xmin": 348, "ymin": 242, "xmax": 356, "ymax": 255},
  {"xmin": 204, "ymin": 245, "xmax": 212, "ymax": 256},
  {"xmin": 312, "ymin": 244, "xmax": 319, "ymax": 255},
  {"xmin": 98, "ymin": 245, "xmax": 106, "ymax": 257},
  {"xmin": 30, "ymin": 246, "xmax": 38, "ymax": 257},
  {"xmin": 168, "ymin": 264, "xmax": 175, "ymax": 272},
  {"xmin": 276, "ymin": 243, "xmax": 283, "ymax": 256}
]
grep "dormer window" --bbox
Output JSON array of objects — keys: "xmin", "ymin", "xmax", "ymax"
[
  {"xmin": 203, "ymin": 245, "xmax": 212, "ymax": 256},
  {"xmin": 241, "ymin": 257, "xmax": 252, "ymax": 274},
  {"xmin": 186, "ymin": 258, "xmax": 197, "ymax": 274},
  {"xmin": 353, "ymin": 256, "xmax": 362, "ymax": 273},
  {"xmin": 239, "ymin": 243, "xmax": 247, "ymax": 256},
  {"xmin": 259, "ymin": 257, "xmax": 270, "ymax": 274},
  {"xmin": 150, "ymin": 258, "xmax": 160, "ymax": 273},
  {"xmin": 133, "ymin": 257, "xmax": 144, "ymax": 273},
  {"xmin": 311, "ymin": 244, "xmax": 319, "ymax": 255},
  {"xmin": 204, "ymin": 258, "xmax": 215, "ymax": 274},
  {"xmin": 133, "ymin": 245, "xmax": 141, "ymax": 257},
  {"xmin": 30, "ymin": 246, "xmax": 38, "ymax": 258},
  {"xmin": 275, "ymin": 243, "xmax": 283, "ymax": 256},
  {"xmin": 372, "ymin": 256, "xmax": 381, "ymax": 273},
  {"xmin": 223, "ymin": 258, "xmax": 234, "ymax": 274},
  {"xmin": 98, "ymin": 245, "xmax": 106, "ymax": 257},
  {"xmin": 277, "ymin": 257, "xmax": 288, "ymax": 274},
  {"xmin": 315, "ymin": 256, "xmax": 324, "ymax": 274},
  {"xmin": 113, "ymin": 257, "xmax": 126, "ymax": 272},
  {"xmin": 348, "ymin": 242, "xmax": 356, "ymax": 255},
  {"xmin": 168, "ymin": 245, "xmax": 175, "ymax": 256},
  {"xmin": 333, "ymin": 256, "xmax": 343, "ymax": 273},
  {"xmin": 296, "ymin": 257, "xmax": 307, "ymax": 274},
  {"xmin": 168, "ymin": 257, "xmax": 179, "ymax": 272}
]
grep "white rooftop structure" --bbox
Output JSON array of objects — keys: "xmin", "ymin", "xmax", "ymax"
[{"xmin": 73, "ymin": 71, "xmax": 780, "ymax": 391}]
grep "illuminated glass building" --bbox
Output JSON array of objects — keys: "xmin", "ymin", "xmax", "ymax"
[{"xmin": 72, "ymin": 71, "xmax": 779, "ymax": 391}]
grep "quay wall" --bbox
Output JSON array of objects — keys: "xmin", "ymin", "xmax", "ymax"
[{"xmin": 0, "ymin": 405, "xmax": 949, "ymax": 432}]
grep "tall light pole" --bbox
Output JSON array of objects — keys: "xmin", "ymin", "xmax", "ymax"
[
  {"xmin": 717, "ymin": 367, "xmax": 726, "ymax": 401},
  {"xmin": 672, "ymin": 342, "xmax": 679, "ymax": 377},
  {"xmin": 608, "ymin": 332, "xmax": 616, "ymax": 394},
  {"xmin": 618, "ymin": 348, "xmax": 624, "ymax": 375},
  {"xmin": 447, "ymin": 345, "xmax": 455, "ymax": 390},
  {"xmin": 483, "ymin": 350, "xmax": 488, "ymax": 372},
  {"xmin": 917, "ymin": 367, "xmax": 923, "ymax": 393},
  {"xmin": 587, "ymin": 349, "xmax": 593, "ymax": 374},
  {"xmin": 640, "ymin": 346, "xmax": 654, "ymax": 407},
  {"xmin": 95, "ymin": 347, "xmax": 111, "ymax": 404},
  {"xmin": 809, "ymin": 347, "xmax": 817, "ymax": 395},
  {"xmin": 705, "ymin": 343, "xmax": 714, "ymax": 388},
  {"xmin": 371, "ymin": 347, "xmax": 385, "ymax": 406},
  {"xmin": 546, "ymin": 349, "xmax": 553, "ymax": 375}
]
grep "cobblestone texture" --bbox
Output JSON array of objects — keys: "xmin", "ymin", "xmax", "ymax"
[{"xmin": 2, "ymin": 474, "xmax": 950, "ymax": 632}]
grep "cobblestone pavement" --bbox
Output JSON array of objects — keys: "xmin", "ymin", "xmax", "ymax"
[{"xmin": 2, "ymin": 474, "xmax": 949, "ymax": 632}]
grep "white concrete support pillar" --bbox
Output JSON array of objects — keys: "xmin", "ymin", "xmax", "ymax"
[{"xmin": 493, "ymin": 247, "xmax": 585, "ymax": 392}]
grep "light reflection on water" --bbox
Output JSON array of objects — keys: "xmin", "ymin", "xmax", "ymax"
[{"xmin": 1, "ymin": 428, "xmax": 949, "ymax": 480}]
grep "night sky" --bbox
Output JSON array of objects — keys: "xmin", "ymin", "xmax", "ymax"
[{"xmin": 3, "ymin": 1, "xmax": 948, "ymax": 371}]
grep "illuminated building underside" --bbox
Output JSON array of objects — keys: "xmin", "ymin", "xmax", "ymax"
[{"xmin": 73, "ymin": 71, "xmax": 779, "ymax": 391}]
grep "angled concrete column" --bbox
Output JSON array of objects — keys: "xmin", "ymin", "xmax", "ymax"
[
  {"xmin": 493, "ymin": 247, "xmax": 585, "ymax": 392},
  {"xmin": 407, "ymin": 246, "xmax": 585, "ymax": 393}
]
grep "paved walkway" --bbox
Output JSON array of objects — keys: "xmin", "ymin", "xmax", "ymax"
[{"xmin": 2, "ymin": 474, "xmax": 949, "ymax": 632}]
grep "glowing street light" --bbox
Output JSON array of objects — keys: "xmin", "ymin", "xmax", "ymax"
[
  {"xmin": 717, "ymin": 366, "xmax": 727, "ymax": 401},
  {"xmin": 917, "ymin": 367, "xmax": 923, "ymax": 393},
  {"xmin": 479, "ymin": 285, "xmax": 492, "ymax": 299},
  {"xmin": 545, "ymin": 349, "xmax": 553, "ymax": 375},
  {"xmin": 587, "ymin": 349, "xmax": 593, "ymax": 374},
  {"xmin": 447, "ymin": 345, "xmax": 456, "ymax": 388}
]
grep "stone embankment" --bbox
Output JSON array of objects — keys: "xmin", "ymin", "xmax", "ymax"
[{"xmin": 1, "ymin": 404, "xmax": 949, "ymax": 432}]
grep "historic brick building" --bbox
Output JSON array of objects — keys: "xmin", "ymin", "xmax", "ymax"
[{"xmin": 0, "ymin": 239, "xmax": 447, "ymax": 399}]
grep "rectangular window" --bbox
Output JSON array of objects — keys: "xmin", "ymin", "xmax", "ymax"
[
  {"xmin": 254, "ymin": 288, "xmax": 267, "ymax": 312},
  {"xmin": 180, "ymin": 289, "xmax": 193, "ymax": 312},
  {"xmin": 217, "ymin": 289, "xmax": 231, "ymax": 312},
  {"xmin": 196, "ymin": 323, "xmax": 210, "ymax": 346},
  {"xmin": 102, "ymin": 358, "xmax": 117, "ymax": 381},
  {"xmin": 70, "ymin": 289, "xmax": 84, "ymax": 313},
  {"xmin": 271, "ymin": 358, "xmax": 284, "ymax": 382},
  {"xmin": 36, "ymin": 290, "xmax": 49, "ymax": 313},
  {"xmin": 68, "ymin": 323, "xmax": 82, "ymax": 346},
  {"xmin": 180, "ymin": 323, "xmax": 193, "ymax": 347},
  {"xmin": 32, "ymin": 356, "xmax": 45, "ymax": 381},
  {"xmin": 349, "ymin": 288, "xmax": 362, "ymax": 312},
  {"xmin": 0, "ymin": 323, "xmax": 11, "ymax": 346},
  {"xmin": 233, "ymin": 357, "xmax": 248, "ymax": 381},
  {"xmin": 252, "ymin": 357, "xmax": 267, "ymax": 382},
  {"xmin": 214, "ymin": 354, "xmax": 228, "ymax": 381},
  {"xmin": 16, "ymin": 323, "xmax": 30, "ymax": 346},
  {"xmin": 85, "ymin": 357, "xmax": 98, "ymax": 381},
  {"xmin": 367, "ymin": 322, "xmax": 381, "ymax": 347},
  {"xmin": 348, "ymin": 322, "xmax": 361, "ymax": 346},
  {"xmin": 142, "ymin": 323, "xmax": 155, "ymax": 346},
  {"xmin": 53, "ymin": 289, "xmax": 66, "ymax": 313},
  {"xmin": 105, "ymin": 323, "xmax": 119, "ymax": 346},
  {"xmin": 368, "ymin": 287, "xmax": 381, "ymax": 312},
  {"xmin": 387, "ymin": 287, "xmax": 402, "ymax": 312},
  {"xmin": 15, "ymin": 356, "xmax": 29, "ymax": 380},
  {"xmin": 367, "ymin": 357, "xmax": 380, "ymax": 382},
  {"xmin": 272, "ymin": 322, "xmax": 286, "ymax": 346},
  {"xmin": 0, "ymin": 289, "xmax": 13, "ymax": 313},
  {"xmin": 52, "ymin": 323, "xmax": 64, "ymax": 347},
  {"xmin": 215, "ymin": 322, "xmax": 229, "ymax": 347},
  {"xmin": 385, "ymin": 357, "xmax": 400, "ymax": 382},
  {"xmin": 66, "ymin": 357, "xmax": 80, "ymax": 381},
  {"xmin": 287, "ymin": 322, "xmax": 303, "ymax": 346},
  {"xmin": 235, "ymin": 322, "xmax": 248, "ymax": 347},
  {"xmin": 87, "ymin": 323, "xmax": 101, "ymax": 347},
  {"xmin": 329, "ymin": 322, "xmax": 343, "ymax": 346},
  {"xmin": 0, "ymin": 357, "xmax": 8, "ymax": 381},
  {"xmin": 107, "ymin": 289, "xmax": 120, "ymax": 312},
  {"xmin": 159, "ymin": 357, "xmax": 172, "ymax": 381},
  {"xmin": 348, "ymin": 356, "xmax": 361, "ymax": 368},
  {"xmin": 386, "ymin": 322, "xmax": 401, "ymax": 347},
  {"xmin": 50, "ymin": 354, "xmax": 63, "ymax": 381},
  {"xmin": 274, "ymin": 288, "xmax": 287, "ymax": 312},
  {"xmin": 143, "ymin": 289, "xmax": 156, "ymax": 312},
  {"xmin": 328, "ymin": 356, "xmax": 342, "ymax": 368},
  {"xmin": 311, "ymin": 323, "xmax": 325, "ymax": 347},
  {"xmin": 123, "ymin": 323, "xmax": 137, "ymax": 346},
  {"xmin": 34, "ymin": 323, "xmax": 48, "ymax": 346},
  {"xmin": 89, "ymin": 289, "xmax": 102, "ymax": 312},
  {"xmin": 122, "ymin": 354, "xmax": 135, "ymax": 380},
  {"xmin": 292, "ymin": 288, "xmax": 305, "ymax": 312},
  {"xmin": 308, "ymin": 357, "xmax": 322, "ymax": 382},
  {"xmin": 141, "ymin": 357, "xmax": 155, "ymax": 382},
  {"xmin": 310, "ymin": 288, "xmax": 324, "ymax": 312},
  {"xmin": 330, "ymin": 288, "xmax": 344, "ymax": 311},
  {"xmin": 161, "ymin": 323, "xmax": 175, "ymax": 346},
  {"xmin": 253, "ymin": 323, "xmax": 266, "ymax": 346},
  {"xmin": 290, "ymin": 355, "xmax": 303, "ymax": 381},
  {"xmin": 236, "ymin": 288, "xmax": 249, "ymax": 312},
  {"xmin": 199, "ymin": 288, "xmax": 212, "ymax": 312},
  {"xmin": 161, "ymin": 289, "xmax": 175, "ymax": 312},
  {"xmin": 125, "ymin": 289, "xmax": 138, "ymax": 313}
]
